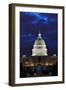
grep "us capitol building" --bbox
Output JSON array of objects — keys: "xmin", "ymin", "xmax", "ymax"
[
  {"xmin": 20, "ymin": 32, "xmax": 57, "ymax": 77},
  {"xmin": 32, "ymin": 32, "xmax": 48, "ymax": 56}
]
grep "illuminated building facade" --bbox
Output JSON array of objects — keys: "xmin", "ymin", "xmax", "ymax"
[
  {"xmin": 20, "ymin": 32, "xmax": 57, "ymax": 77},
  {"xmin": 32, "ymin": 32, "xmax": 48, "ymax": 56}
]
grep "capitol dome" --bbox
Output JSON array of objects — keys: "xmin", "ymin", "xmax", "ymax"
[{"xmin": 32, "ymin": 32, "xmax": 48, "ymax": 56}]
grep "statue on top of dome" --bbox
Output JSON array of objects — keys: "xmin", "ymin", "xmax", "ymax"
[{"xmin": 38, "ymin": 31, "xmax": 42, "ymax": 38}]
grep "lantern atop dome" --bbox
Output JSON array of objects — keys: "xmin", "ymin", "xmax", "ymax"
[{"xmin": 38, "ymin": 31, "xmax": 42, "ymax": 38}]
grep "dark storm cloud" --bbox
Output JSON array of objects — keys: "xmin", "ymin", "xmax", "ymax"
[
  {"xmin": 20, "ymin": 12, "xmax": 51, "ymax": 26},
  {"xmin": 21, "ymin": 12, "xmax": 55, "ymax": 31}
]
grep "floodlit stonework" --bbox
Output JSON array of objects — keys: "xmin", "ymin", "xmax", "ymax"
[{"xmin": 32, "ymin": 32, "xmax": 48, "ymax": 56}]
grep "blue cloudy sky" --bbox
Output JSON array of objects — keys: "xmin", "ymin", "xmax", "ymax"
[{"xmin": 20, "ymin": 12, "xmax": 58, "ymax": 57}]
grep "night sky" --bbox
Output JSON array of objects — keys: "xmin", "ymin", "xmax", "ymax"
[{"xmin": 20, "ymin": 12, "xmax": 58, "ymax": 57}]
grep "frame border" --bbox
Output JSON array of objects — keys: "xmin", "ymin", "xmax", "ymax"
[{"xmin": 9, "ymin": 3, "xmax": 64, "ymax": 86}]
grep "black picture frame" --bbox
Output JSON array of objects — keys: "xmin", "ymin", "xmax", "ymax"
[{"xmin": 9, "ymin": 3, "xmax": 64, "ymax": 86}]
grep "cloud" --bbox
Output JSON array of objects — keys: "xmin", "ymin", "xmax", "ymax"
[{"xmin": 21, "ymin": 12, "xmax": 49, "ymax": 25}]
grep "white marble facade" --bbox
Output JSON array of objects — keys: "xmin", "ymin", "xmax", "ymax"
[{"xmin": 32, "ymin": 32, "xmax": 48, "ymax": 56}]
